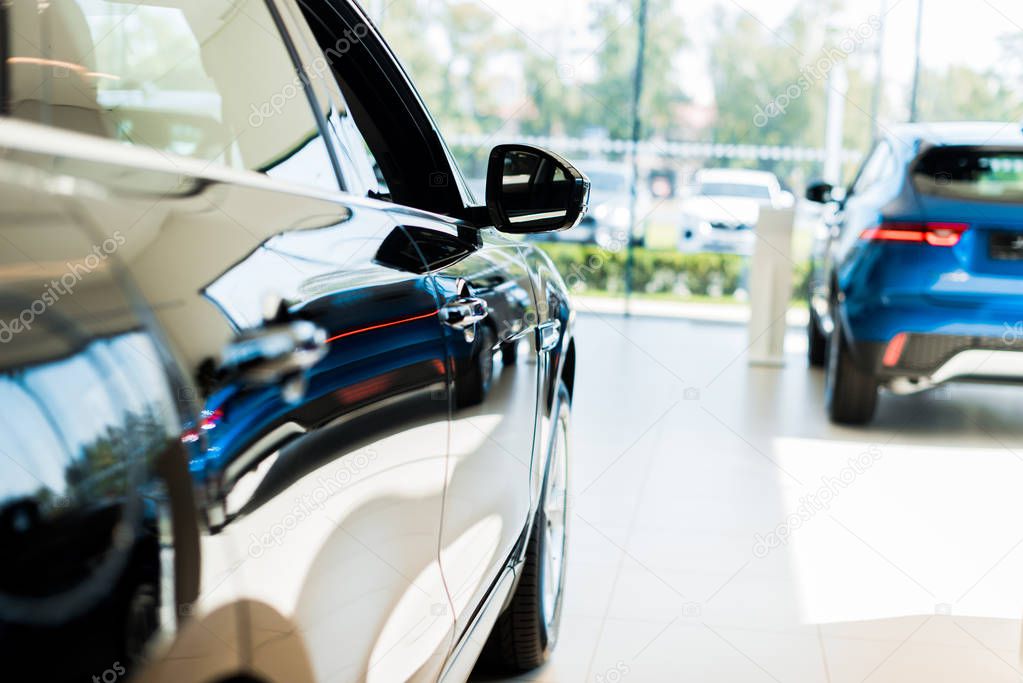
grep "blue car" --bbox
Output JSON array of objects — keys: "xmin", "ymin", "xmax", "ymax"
[{"xmin": 806, "ymin": 122, "xmax": 1023, "ymax": 424}]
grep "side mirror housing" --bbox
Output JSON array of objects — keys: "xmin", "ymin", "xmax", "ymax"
[
  {"xmin": 805, "ymin": 181, "xmax": 835, "ymax": 204},
  {"xmin": 486, "ymin": 144, "xmax": 590, "ymax": 234}
]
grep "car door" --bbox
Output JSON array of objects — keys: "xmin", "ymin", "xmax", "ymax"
[
  {"xmin": 193, "ymin": 200, "xmax": 455, "ymax": 683},
  {"xmin": 2, "ymin": 1, "xmax": 454, "ymax": 681},
  {"xmin": 0, "ymin": 177, "xmax": 211, "ymax": 681},
  {"xmin": 814, "ymin": 141, "xmax": 893, "ymax": 328},
  {"xmin": 399, "ymin": 219, "xmax": 543, "ymax": 633},
  {"xmin": 284, "ymin": 0, "xmax": 573, "ymax": 643}
]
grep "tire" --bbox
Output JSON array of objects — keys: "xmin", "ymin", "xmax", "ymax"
[
  {"xmin": 825, "ymin": 312, "xmax": 878, "ymax": 424},
  {"xmin": 501, "ymin": 339, "xmax": 518, "ymax": 366},
  {"xmin": 482, "ymin": 381, "xmax": 570, "ymax": 673},
  {"xmin": 808, "ymin": 308, "xmax": 827, "ymax": 368},
  {"xmin": 455, "ymin": 324, "xmax": 495, "ymax": 408}
]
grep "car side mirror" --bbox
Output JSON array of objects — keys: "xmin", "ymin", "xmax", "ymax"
[
  {"xmin": 805, "ymin": 181, "xmax": 835, "ymax": 204},
  {"xmin": 802, "ymin": 179, "xmax": 842, "ymax": 204},
  {"xmin": 486, "ymin": 144, "xmax": 590, "ymax": 234}
]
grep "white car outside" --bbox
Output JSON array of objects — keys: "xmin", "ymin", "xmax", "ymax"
[{"xmin": 679, "ymin": 169, "xmax": 794, "ymax": 255}]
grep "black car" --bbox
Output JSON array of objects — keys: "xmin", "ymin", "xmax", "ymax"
[{"xmin": 0, "ymin": 1, "xmax": 587, "ymax": 681}]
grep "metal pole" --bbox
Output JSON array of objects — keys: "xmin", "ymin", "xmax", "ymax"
[
  {"xmin": 869, "ymin": 0, "xmax": 888, "ymax": 139},
  {"xmin": 624, "ymin": 0, "xmax": 649, "ymax": 316},
  {"xmin": 909, "ymin": 0, "xmax": 924, "ymax": 122},
  {"xmin": 824, "ymin": 62, "xmax": 848, "ymax": 187}
]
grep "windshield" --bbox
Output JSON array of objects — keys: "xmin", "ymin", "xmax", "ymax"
[
  {"xmin": 914, "ymin": 147, "xmax": 1023, "ymax": 202},
  {"xmin": 699, "ymin": 182, "xmax": 772, "ymax": 200},
  {"xmin": 586, "ymin": 170, "xmax": 628, "ymax": 193}
]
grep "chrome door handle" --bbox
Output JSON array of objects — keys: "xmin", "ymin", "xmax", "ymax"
[
  {"xmin": 440, "ymin": 297, "xmax": 489, "ymax": 330},
  {"xmin": 219, "ymin": 320, "xmax": 327, "ymax": 385},
  {"xmin": 538, "ymin": 320, "xmax": 561, "ymax": 352}
]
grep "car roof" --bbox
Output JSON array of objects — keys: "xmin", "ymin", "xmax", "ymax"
[
  {"xmin": 695, "ymin": 168, "xmax": 779, "ymax": 185},
  {"xmin": 888, "ymin": 121, "xmax": 1023, "ymax": 149}
]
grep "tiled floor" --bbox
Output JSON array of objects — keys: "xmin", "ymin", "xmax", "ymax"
[{"xmin": 495, "ymin": 311, "xmax": 1023, "ymax": 682}]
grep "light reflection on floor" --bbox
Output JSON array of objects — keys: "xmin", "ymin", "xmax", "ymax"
[{"xmin": 491, "ymin": 313, "xmax": 1023, "ymax": 683}]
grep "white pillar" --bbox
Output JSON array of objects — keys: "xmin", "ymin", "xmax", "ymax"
[{"xmin": 748, "ymin": 207, "xmax": 796, "ymax": 367}]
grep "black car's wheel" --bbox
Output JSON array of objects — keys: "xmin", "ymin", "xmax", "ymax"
[
  {"xmin": 825, "ymin": 312, "xmax": 878, "ymax": 424},
  {"xmin": 455, "ymin": 324, "xmax": 496, "ymax": 408},
  {"xmin": 483, "ymin": 381, "xmax": 570, "ymax": 673},
  {"xmin": 808, "ymin": 308, "xmax": 827, "ymax": 368},
  {"xmin": 501, "ymin": 339, "xmax": 518, "ymax": 365}
]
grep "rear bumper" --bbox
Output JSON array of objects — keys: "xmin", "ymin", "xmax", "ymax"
[{"xmin": 849, "ymin": 333, "xmax": 1023, "ymax": 393}]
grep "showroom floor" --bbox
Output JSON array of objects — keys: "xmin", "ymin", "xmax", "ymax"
[{"xmin": 486, "ymin": 311, "xmax": 1023, "ymax": 683}]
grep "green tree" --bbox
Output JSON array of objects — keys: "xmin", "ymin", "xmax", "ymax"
[
  {"xmin": 382, "ymin": 0, "xmax": 521, "ymax": 135},
  {"xmin": 914, "ymin": 59, "xmax": 1020, "ymax": 124},
  {"xmin": 707, "ymin": 0, "xmax": 878, "ymax": 184},
  {"xmin": 581, "ymin": 0, "xmax": 689, "ymax": 140}
]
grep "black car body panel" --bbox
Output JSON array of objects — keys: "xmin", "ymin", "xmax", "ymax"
[{"xmin": 0, "ymin": 0, "xmax": 579, "ymax": 680}]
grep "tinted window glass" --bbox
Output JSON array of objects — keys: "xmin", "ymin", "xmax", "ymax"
[
  {"xmin": 851, "ymin": 142, "xmax": 894, "ymax": 196},
  {"xmin": 700, "ymin": 183, "xmax": 772, "ymax": 200},
  {"xmin": 587, "ymin": 170, "xmax": 628, "ymax": 193},
  {"xmin": 914, "ymin": 147, "xmax": 1023, "ymax": 202},
  {"xmin": 6, "ymin": 0, "xmax": 339, "ymax": 191}
]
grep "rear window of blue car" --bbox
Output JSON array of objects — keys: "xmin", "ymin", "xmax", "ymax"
[{"xmin": 913, "ymin": 147, "xmax": 1023, "ymax": 202}]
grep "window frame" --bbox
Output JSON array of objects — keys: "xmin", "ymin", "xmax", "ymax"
[
  {"xmin": 285, "ymin": 0, "xmax": 479, "ymax": 220},
  {"xmin": 262, "ymin": 0, "xmax": 348, "ymax": 193},
  {"xmin": 272, "ymin": 0, "xmax": 379, "ymax": 197}
]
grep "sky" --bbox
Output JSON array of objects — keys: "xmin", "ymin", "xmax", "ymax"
[{"xmin": 474, "ymin": 0, "xmax": 1020, "ymax": 108}]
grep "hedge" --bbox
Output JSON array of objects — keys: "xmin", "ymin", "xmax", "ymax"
[{"xmin": 536, "ymin": 242, "xmax": 810, "ymax": 302}]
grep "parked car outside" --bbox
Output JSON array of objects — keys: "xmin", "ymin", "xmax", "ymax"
[
  {"xmin": 532, "ymin": 160, "xmax": 648, "ymax": 250},
  {"xmin": 678, "ymin": 168, "xmax": 794, "ymax": 255}
]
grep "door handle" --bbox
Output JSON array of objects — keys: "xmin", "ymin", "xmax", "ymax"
[
  {"xmin": 218, "ymin": 320, "xmax": 327, "ymax": 386},
  {"xmin": 538, "ymin": 320, "xmax": 561, "ymax": 352},
  {"xmin": 440, "ymin": 297, "xmax": 489, "ymax": 330}
]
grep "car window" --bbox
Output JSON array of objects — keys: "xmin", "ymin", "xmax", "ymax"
[
  {"xmin": 325, "ymin": 105, "xmax": 389, "ymax": 198},
  {"xmin": 587, "ymin": 170, "xmax": 628, "ymax": 193},
  {"xmin": 699, "ymin": 182, "xmax": 773, "ymax": 200},
  {"xmin": 913, "ymin": 147, "xmax": 1023, "ymax": 203},
  {"xmin": 850, "ymin": 141, "xmax": 894, "ymax": 197},
  {"xmin": 5, "ymin": 0, "xmax": 340, "ymax": 193},
  {"xmin": 296, "ymin": 0, "xmax": 470, "ymax": 216}
]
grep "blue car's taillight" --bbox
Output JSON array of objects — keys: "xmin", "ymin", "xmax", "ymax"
[{"xmin": 860, "ymin": 221, "xmax": 970, "ymax": 247}]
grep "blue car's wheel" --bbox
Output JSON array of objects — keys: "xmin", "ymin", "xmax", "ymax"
[
  {"xmin": 825, "ymin": 313, "xmax": 878, "ymax": 424},
  {"xmin": 808, "ymin": 308, "xmax": 827, "ymax": 368}
]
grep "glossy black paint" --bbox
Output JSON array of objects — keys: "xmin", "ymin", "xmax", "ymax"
[{"xmin": 0, "ymin": 0, "xmax": 580, "ymax": 680}]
